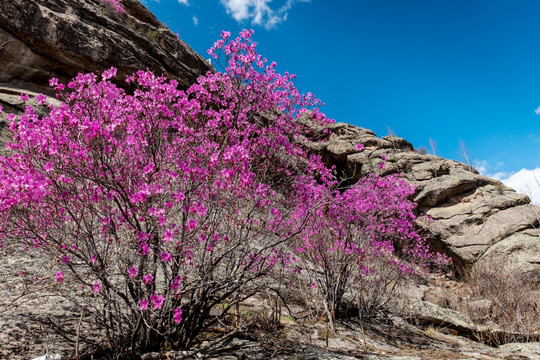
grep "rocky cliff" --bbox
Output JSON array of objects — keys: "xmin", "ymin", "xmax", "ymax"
[
  {"xmin": 303, "ymin": 119, "xmax": 540, "ymax": 282},
  {"xmin": 0, "ymin": 0, "xmax": 211, "ymax": 113}
]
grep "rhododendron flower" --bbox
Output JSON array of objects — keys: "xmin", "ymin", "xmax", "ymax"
[
  {"xmin": 36, "ymin": 94, "xmax": 47, "ymax": 105},
  {"xmin": 143, "ymin": 273, "xmax": 154, "ymax": 285},
  {"xmin": 139, "ymin": 299, "xmax": 149, "ymax": 310},
  {"xmin": 139, "ymin": 242, "xmax": 150, "ymax": 255},
  {"xmin": 93, "ymin": 281, "xmax": 101, "ymax": 293},
  {"xmin": 171, "ymin": 276, "xmax": 181, "ymax": 291},
  {"xmin": 128, "ymin": 266, "xmax": 138, "ymax": 278},
  {"xmin": 100, "ymin": 0, "xmax": 125, "ymax": 12},
  {"xmin": 48, "ymin": 77, "xmax": 59, "ymax": 87},
  {"xmin": 187, "ymin": 218, "xmax": 197, "ymax": 230},
  {"xmin": 150, "ymin": 293, "xmax": 165, "ymax": 310},
  {"xmin": 55, "ymin": 271, "xmax": 64, "ymax": 283},
  {"xmin": 356, "ymin": 143, "xmax": 364, "ymax": 151},
  {"xmin": 160, "ymin": 251, "xmax": 172, "ymax": 262},
  {"xmin": 173, "ymin": 307, "xmax": 183, "ymax": 324}
]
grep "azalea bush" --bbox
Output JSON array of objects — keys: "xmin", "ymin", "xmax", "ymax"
[
  {"xmin": 0, "ymin": 29, "xmax": 447, "ymax": 357},
  {"xmin": 0, "ymin": 29, "xmax": 330, "ymax": 356},
  {"xmin": 291, "ymin": 174, "xmax": 449, "ymax": 330}
]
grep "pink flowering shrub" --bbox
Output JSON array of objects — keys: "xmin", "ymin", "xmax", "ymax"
[
  {"xmin": 0, "ymin": 30, "xmax": 329, "ymax": 355},
  {"xmin": 100, "ymin": 0, "xmax": 125, "ymax": 13},
  {"xmin": 0, "ymin": 29, "xmax": 447, "ymax": 356},
  {"xmin": 291, "ymin": 174, "xmax": 449, "ymax": 329}
]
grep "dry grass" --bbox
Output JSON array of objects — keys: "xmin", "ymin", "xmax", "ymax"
[{"xmin": 466, "ymin": 256, "xmax": 540, "ymax": 345}]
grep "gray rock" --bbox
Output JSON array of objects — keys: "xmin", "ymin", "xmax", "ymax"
[
  {"xmin": 0, "ymin": 0, "xmax": 211, "ymax": 97},
  {"xmin": 497, "ymin": 342, "xmax": 540, "ymax": 359},
  {"xmin": 403, "ymin": 300, "xmax": 477, "ymax": 332},
  {"xmin": 476, "ymin": 232, "xmax": 540, "ymax": 285}
]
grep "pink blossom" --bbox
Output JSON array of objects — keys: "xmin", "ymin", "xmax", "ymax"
[
  {"xmin": 139, "ymin": 299, "xmax": 149, "ymax": 310},
  {"xmin": 142, "ymin": 273, "xmax": 154, "ymax": 285},
  {"xmin": 36, "ymin": 94, "xmax": 47, "ymax": 105},
  {"xmin": 173, "ymin": 307, "xmax": 183, "ymax": 324},
  {"xmin": 171, "ymin": 276, "xmax": 181, "ymax": 291},
  {"xmin": 128, "ymin": 266, "xmax": 138, "ymax": 278},
  {"xmin": 150, "ymin": 293, "xmax": 165, "ymax": 310},
  {"xmin": 55, "ymin": 271, "xmax": 64, "ymax": 283},
  {"xmin": 48, "ymin": 78, "xmax": 59, "ymax": 87},
  {"xmin": 160, "ymin": 251, "xmax": 172, "ymax": 263},
  {"xmin": 93, "ymin": 281, "xmax": 101, "ymax": 293}
]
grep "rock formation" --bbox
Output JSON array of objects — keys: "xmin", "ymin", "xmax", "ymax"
[
  {"xmin": 0, "ymin": 0, "xmax": 211, "ymax": 111},
  {"xmin": 303, "ymin": 118, "xmax": 540, "ymax": 282}
]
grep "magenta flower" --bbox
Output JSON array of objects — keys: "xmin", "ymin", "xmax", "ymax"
[
  {"xmin": 173, "ymin": 307, "xmax": 183, "ymax": 324},
  {"xmin": 187, "ymin": 218, "xmax": 197, "ymax": 230},
  {"xmin": 160, "ymin": 251, "xmax": 172, "ymax": 263},
  {"xmin": 128, "ymin": 266, "xmax": 138, "ymax": 278},
  {"xmin": 139, "ymin": 242, "xmax": 150, "ymax": 255},
  {"xmin": 142, "ymin": 273, "xmax": 154, "ymax": 285},
  {"xmin": 36, "ymin": 93, "xmax": 48, "ymax": 105},
  {"xmin": 55, "ymin": 271, "xmax": 64, "ymax": 283},
  {"xmin": 150, "ymin": 293, "xmax": 165, "ymax": 310},
  {"xmin": 356, "ymin": 143, "xmax": 365, "ymax": 151},
  {"xmin": 171, "ymin": 276, "xmax": 181, "ymax": 291},
  {"xmin": 48, "ymin": 77, "xmax": 59, "ymax": 87},
  {"xmin": 92, "ymin": 281, "xmax": 101, "ymax": 293},
  {"xmin": 139, "ymin": 298, "xmax": 149, "ymax": 310},
  {"xmin": 90, "ymin": 254, "xmax": 97, "ymax": 264}
]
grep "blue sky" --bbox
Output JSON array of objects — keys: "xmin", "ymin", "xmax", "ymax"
[{"xmin": 141, "ymin": 0, "xmax": 540, "ymax": 199}]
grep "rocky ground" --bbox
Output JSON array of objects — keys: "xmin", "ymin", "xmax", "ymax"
[{"xmin": 1, "ymin": 246, "xmax": 539, "ymax": 360}]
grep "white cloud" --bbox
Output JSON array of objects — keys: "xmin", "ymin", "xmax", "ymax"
[
  {"xmin": 500, "ymin": 168, "xmax": 540, "ymax": 206},
  {"xmin": 220, "ymin": 0, "xmax": 308, "ymax": 29},
  {"xmin": 473, "ymin": 159, "xmax": 510, "ymax": 180},
  {"xmin": 535, "ymin": 106, "xmax": 540, "ymax": 115},
  {"xmin": 177, "ymin": 0, "xmax": 189, "ymax": 5},
  {"xmin": 473, "ymin": 159, "xmax": 488, "ymax": 176},
  {"xmin": 192, "ymin": 14, "xmax": 199, "ymax": 25},
  {"xmin": 475, "ymin": 160, "xmax": 540, "ymax": 205}
]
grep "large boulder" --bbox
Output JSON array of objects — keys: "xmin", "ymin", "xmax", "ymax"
[{"xmin": 0, "ymin": 0, "xmax": 211, "ymax": 98}]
